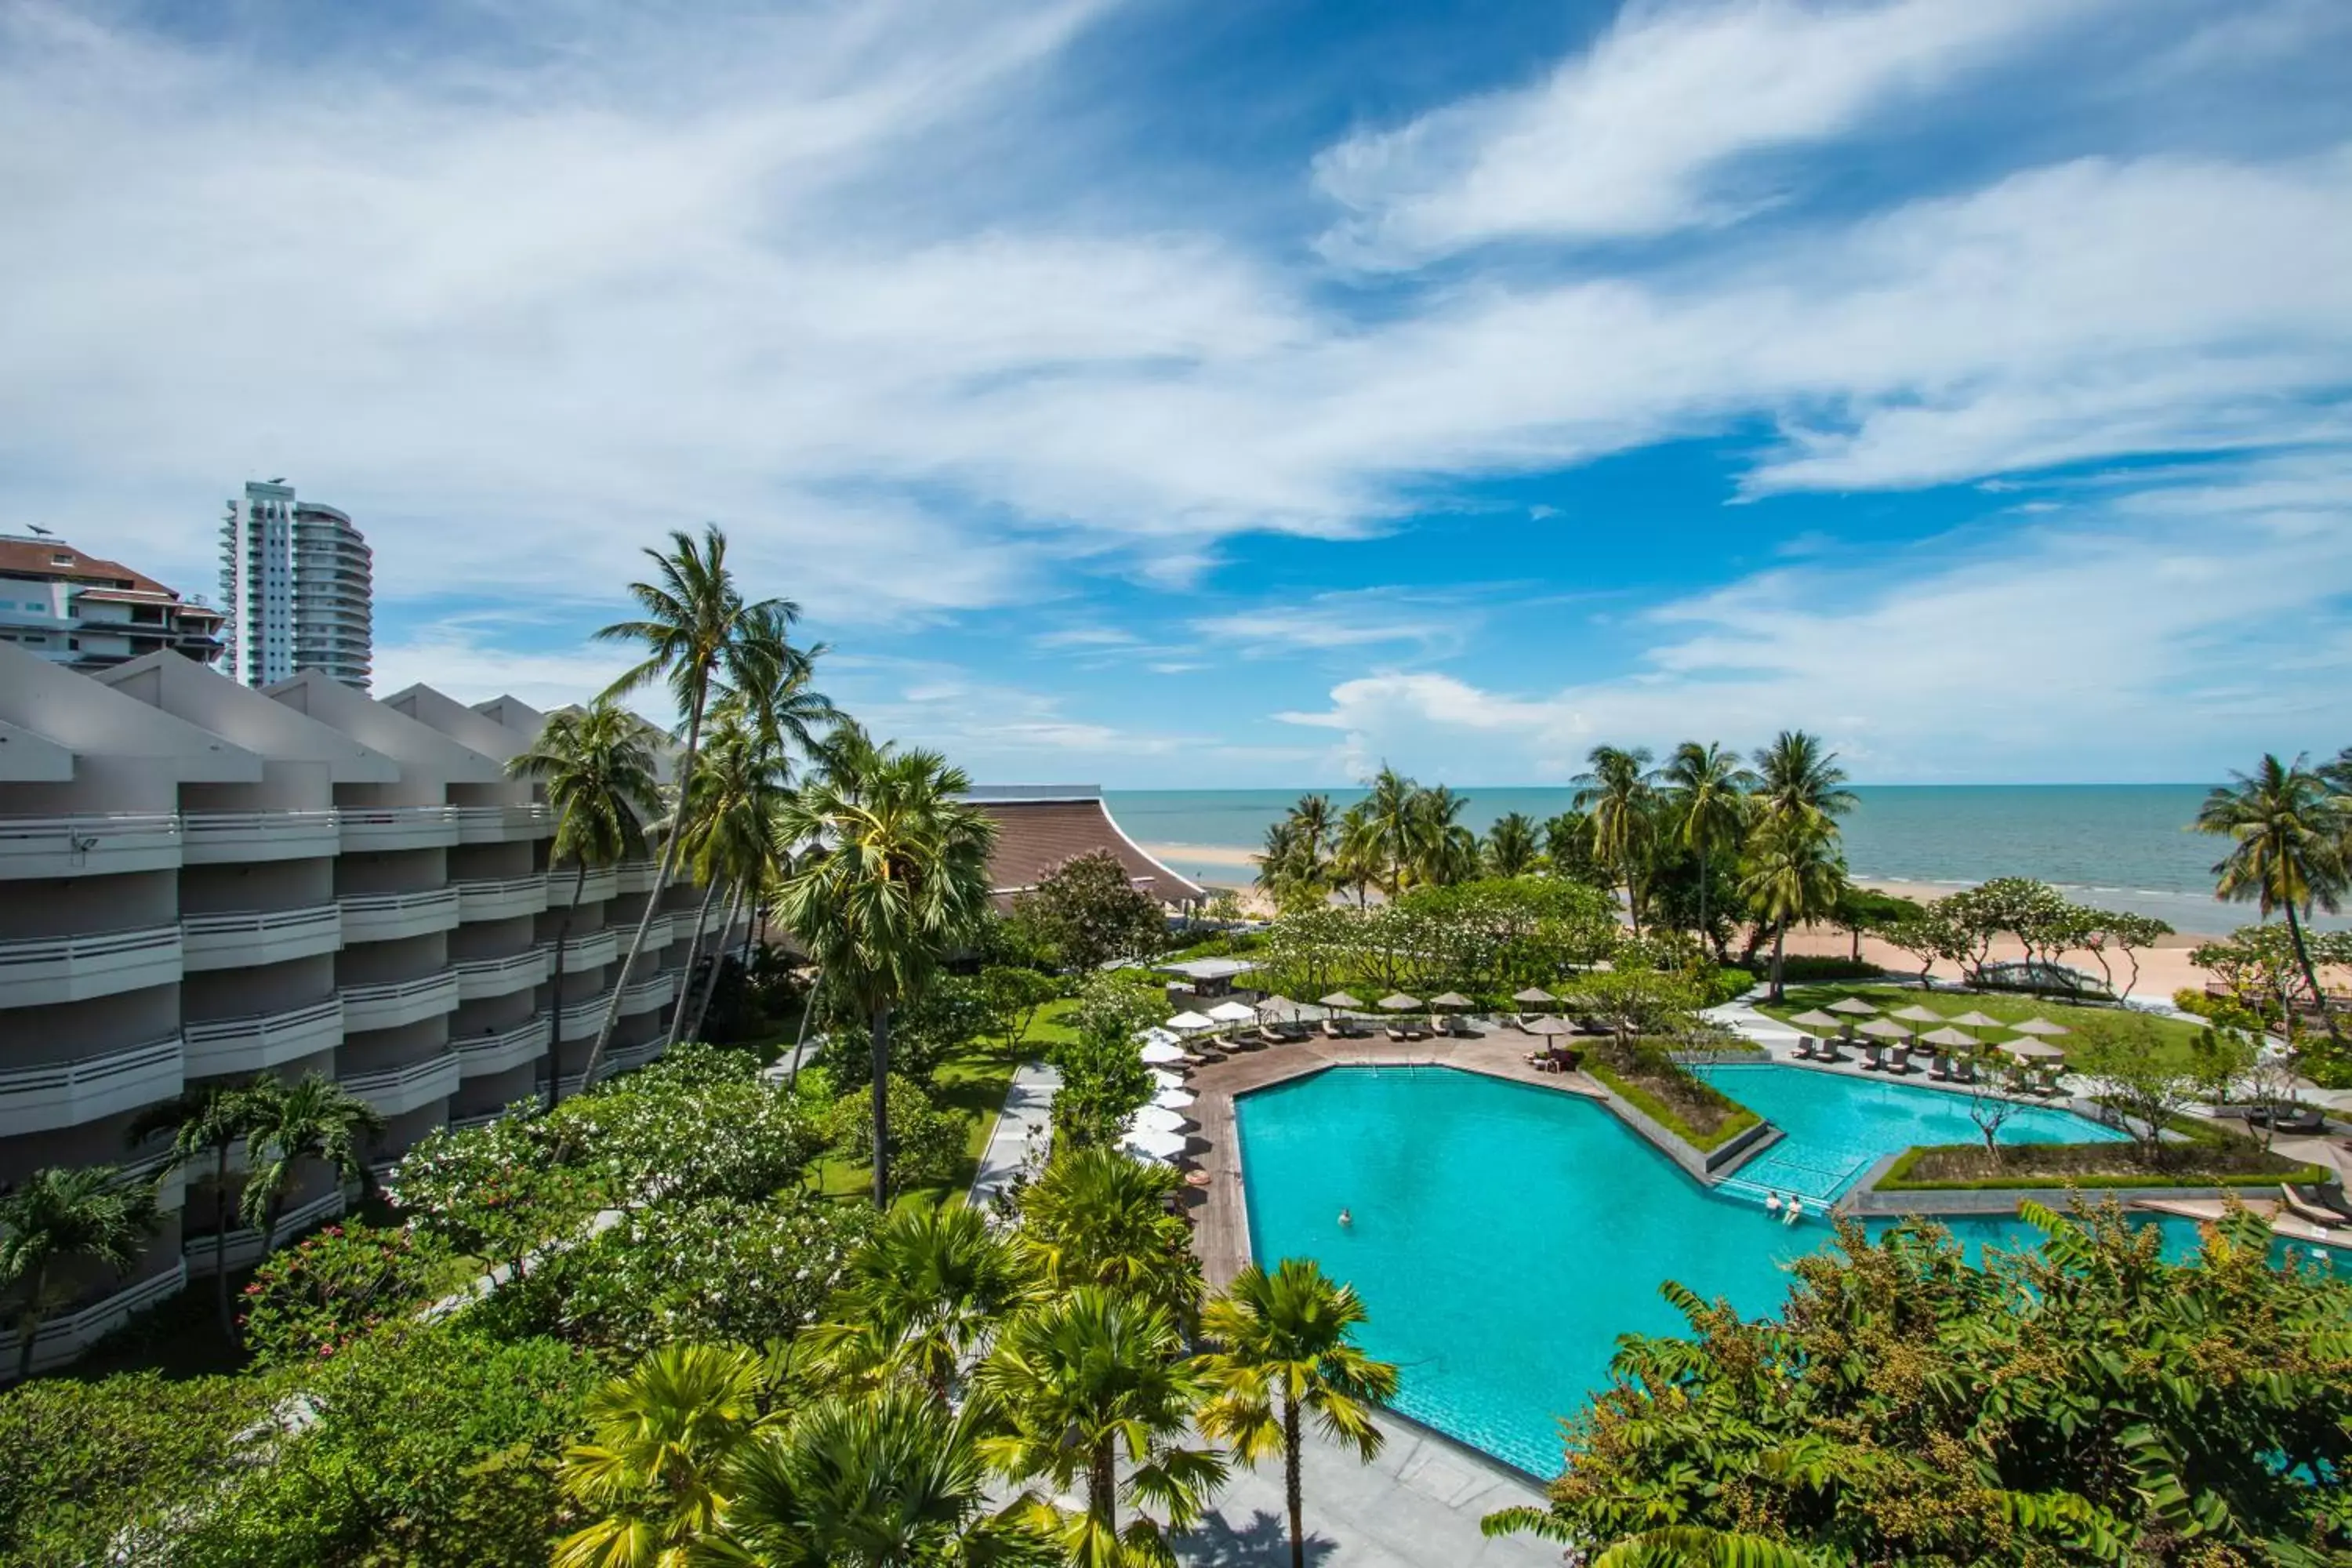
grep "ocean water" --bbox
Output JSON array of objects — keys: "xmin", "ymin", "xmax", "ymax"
[{"xmin": 1106, "ymin": 784, "xmax": 2335, "ymax": 934}]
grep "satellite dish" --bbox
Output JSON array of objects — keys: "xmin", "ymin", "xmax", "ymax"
[
  {"xmin": 269, "ymin": 477, "xmax": 285, "ymax": 485},
  {"xmin": 27, "ymin": 524, "xmax": 53, "ymax": 536}
]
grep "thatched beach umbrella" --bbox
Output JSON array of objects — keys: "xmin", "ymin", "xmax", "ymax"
[
  {"xmin": 1788, "ymin": 1009, "xmax": 1846, "ymax": 1032},
  {"xmin": 1377, "ymin": 993, "xmax": 1425, "ymax": 1012},
  {"xmin": 1319, "ymin": 991, "xmax": 1366, "ymax": 1011},
  {"xmin": 1827, "ymin": 996, "xmax": 1881, "ymax": 1016},
  {"xmin": 2005, "ymin": 1037, "xmax": 2067, "ymax": 1060},
  {"xmin": 1856, "ymin": 1018, "xmax": 1911, "ymax": 1040},
  {"xmin": 1512, "ymin": 986, "xmax": 1557, "ymax": 1007},
  {"xmin": 1920, "ymin": 1026, "xmax": 1980, "ymax": 1050}
]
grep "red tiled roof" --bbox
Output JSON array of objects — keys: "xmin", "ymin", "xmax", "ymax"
[
  {"xmin": 0, "ymin": 538, "xmax": 180, "ymax": 597},
  {"xmin": 975, "ymin": 797, "xmax": 1206, "ymax": 906}
]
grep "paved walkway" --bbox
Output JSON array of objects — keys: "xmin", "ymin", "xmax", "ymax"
[{"xmin": 970, "ymin": 1060, "xmax": 1060, "ymax": 1211}]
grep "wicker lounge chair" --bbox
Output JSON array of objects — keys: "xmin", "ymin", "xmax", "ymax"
[{"xmin": 2281, "ymin": 1182, "xmax": 2352, "ymax": 1230}]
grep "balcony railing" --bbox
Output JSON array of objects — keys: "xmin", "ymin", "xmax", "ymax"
[
  {"xmin": 454, "ymin": 1014, "xmax": 553, "ymax": 1077},
  {"xmin": 180, "ymin": 902, "xmax": 343, "ymax": 972},
  {"xmin": 337, "ymin": 804, "xmax": 461, "ymax": 852},
  {"xmin": 453, "ymin": 803, "xmax": 553, "ymax": 844},
  {"xmin": 618, "ymin": 971, "xmax": 676, "ymax": 1016},
  {"xmin": 0, "ymin": 924, "xmax": 183, "ymax": 1007},
  {"xmin": 339, "ymin": 970, "xmax": 460, "ymax": 1033},
  {"xmin": 452, "ymin": 873, "xmax": 549, "ymax": 924},
  {"xmin": 0, "ymin": 812, "xmax": 183, "ymax": 879},
  {"xmin": 0, "ymin": 1034, "xmax": 183, "ymax": 1138},
  {"xmin": 545, "ymin": 865, "xmax": 619, "ymax": 906},
  {"xmin": 183, "ymin": 996, "xmax": 343, "ymax": 1076},
  {"xmin": 555, "ymin": 985, "xmax": 620, "ymax": 1040},
  {"xmin": 338, "ymin": 886, "xmax": 461, "ymax": 942},
  {"xmin": 339, "ymin": 1051, "xmax": 462, "ymax": 1116},
  {"xmin": 610, "ymin": 859, "xmax": 662, "ymax": 895},
  {"xmin": 552, "ymin": 927, "xmax": 617, "ymax": 971},
  {"xmin": 180, "ymin": 808, "xmax": 340, "ymax": 865},
  {"xmin": 451, "ymin": 946, "xmax": 550, "ymax": 1000},
  {"xmin": 0, "ymin": 1264, "xmax": 189, "ymax": 1377}
]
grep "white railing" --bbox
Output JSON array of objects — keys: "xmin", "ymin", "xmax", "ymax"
[
  {"xmin": 0, "ymin": 812, "xmax": 183, "ymax": 878},
  {"xmin": 180, "ymin": 902, "xmax": 342, "ymax": 970},
  {"xmin": 453, "ymin": 873, "xmax": 550, "ymax": 922},
  {"xmin": 183, "ymin": 1189, "xmax": 347, "ymax": 1276},
  {"xmin": 339, "ymin": 970, "xmax": 460, "ymax": 1031},
  {"xmin": 453, "ymin": 803, "xmax": 553, "ymax": 844},
  {"xmin": 0, "ymin": 1035, "xmax": 183, "ymax": 1138},
  {"xmin": 0, "ymin": 924, "xmax": 183, "ymax": 1006},
  {"xmin": 611, "ymin": 859, "xmax": 661, "ymax": 895},
  {"xmin": 451, "ymin": 946, "xmax": 550, "ymax": 999},
  {"xmin": 338, "ymin": 804, "xmax": 462, "ymax": 851},
  {"xmin": 183, "ymin": 996, "xmax": 343, "ymax": 1074},
  {"xmin": 556, "ymin": 986, "xmax": 620, "ymax": 1039},
  {"xmin": 618, "ymin": 972, "xmax": 675, "ymax": 1014},
  {"xmin": 545, "ymin": 865, "xmax": 620, "ymax": 906},
  {"xmin": 455, "ymin": 1014, "xmax": 553, "ymax": 1076},
  {"xmin": 339, "ymin": 886, "xmax": 462, "ymax": 941},
  {"xmin": 339, "ymin": 1051, "xmax": 462, "ymax": 1115},
  {"xmin": 553, "ymin": 928, "xmax": 617, "ymax": 970},
  {"xmin": 0, "ymin": 1263, "xmax": 189, "ymax": 1378},
  {"xmin": 181, "ymin": 808, "xmax": 340, "ymax": 863}
]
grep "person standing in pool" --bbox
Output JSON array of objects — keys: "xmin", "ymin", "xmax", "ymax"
[{"xmin": 1338, "ymin": 1207, "xmax": 1352, "ymax": 1228}]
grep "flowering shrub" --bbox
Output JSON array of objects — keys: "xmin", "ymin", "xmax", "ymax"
[
  {"xmin": 385, "ymin": 1109, "xmax": 597, "ymax": 1279},
  {"xmin": 548, "ymin": 1045, "xmax": 824, "ymax": 1204},
  {"xmin": 241, "ymin": 1221, "xmax": 448, "ymax": 1367}
]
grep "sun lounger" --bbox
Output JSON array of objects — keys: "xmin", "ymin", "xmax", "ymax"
[
  {"xmin": 1385, "ymin": 1025, "xmax": 1410, "ymax": 1043},
  {"xmin": 1861, "ymin": 1044, "xmax": 1883, "ymax": 1072},
  {"xmin": 1886, "ymin": 1046, "xmax": 1913, "ymax": 1076},
  {"xmin": 2258, "ymin": 1105, "xmax": 2328, "ymax": 1134},
  {"xmin": 2281, "ymin": 1182, "xmax": 2352, "ymax": 1231},
  {"xmin": 1791, "ymin": 1037, "xmax": 1817, "ymax": 1060},
  {"xmin": 1953, "ymin": 1056, "xmax": 1977, "ymax": 1084}
]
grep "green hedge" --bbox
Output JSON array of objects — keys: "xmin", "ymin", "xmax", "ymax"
[
  {"xmin": 1876, "ymin": 1142, "xmax": 2332, "ymax": 1192},
  {"xmin": 1588, "ymin": 1060, "xmax": 1762, "ymax": 1153}
]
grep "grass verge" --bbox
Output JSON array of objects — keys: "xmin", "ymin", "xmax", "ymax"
[
  {"xmin": 1879, "ymin": 1138, "xmax": 2330, "ymax": 1191},
  {"xmin": 1754, "ymin": 982, "xmax": 2209, "ymax": 1070},
  {"xmin": 1587, "ymin": 1056, "xmax": 1762, "ymax": 1153}
]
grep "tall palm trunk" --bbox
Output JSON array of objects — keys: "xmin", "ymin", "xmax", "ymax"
[
  {"xmin": 664, "ymin": 877, "xmax": 724, "ymax": 1047},
  {"xmin": 2283, "ymin": 900, "xmax": 2343, "ymax": 1046},
  {"xmin": 212, "ymin": 1143, "xmax": 233, "ymax": 1338},
  {"xmin": 1770, "ymin": 922, "xmax": 1788, "ymax": 1003},
  {"xmin": 586, "ymin": 697, "xmax": 706, "ymax": 1087},
  {"xmin": 546, "ymin": 860, "xmax": 585, "ymax": 1109},
  {"xmin": 1088, "ymin": 1443, "xmax": 1119, "ymax": 1544},
  {"xmin": 1283, "ymin": 1393, "xmax": 1306, "ymax": 1568},
  {"xmin": 869, "ymin": 1004, "xmax": 892, "ymax": 1207},
  {"xmin": 688, "ymin": 884, "xmax": 746, "ymax": 1043},
  {"xmin": 14, "ymin": 1261, "xmax": 45, "ymax": 1381},
  {"xmin": 787, "ymin": 971, "xmax": 819, "ymax": 1092}
]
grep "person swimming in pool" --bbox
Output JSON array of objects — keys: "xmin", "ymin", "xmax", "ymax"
[{"xmin": 1338, "ymin": 1207, "xmax": 1352, "ymax": 1228}]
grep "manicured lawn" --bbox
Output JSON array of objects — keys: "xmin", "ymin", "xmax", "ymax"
[{"xmin": 1754, "ymin": 983, "xmax": 2210, "ymax": 1069}]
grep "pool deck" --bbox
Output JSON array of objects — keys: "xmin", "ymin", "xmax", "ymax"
[{"xmin": 1181, "ymin": 1027, "xmax": 1606, "ymax": 1290}]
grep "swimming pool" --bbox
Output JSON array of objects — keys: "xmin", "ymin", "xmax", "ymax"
[
  {"xmin": 1233, "ymin": 1064, "xmax": 2252, "ymax": 1477},
  {"xmin": 1693, "ymin": 1062, "xmax": 2129, "ymax": 1205}
]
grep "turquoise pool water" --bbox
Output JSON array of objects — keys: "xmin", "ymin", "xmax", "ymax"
[
  {"xmin": 1232, "ymin": 1065, "xmax": 2307, "ymax": 1477},
  {"xmin": 1693, "ymin": 1062, "xmax": 2129, "ymax": 1205}
]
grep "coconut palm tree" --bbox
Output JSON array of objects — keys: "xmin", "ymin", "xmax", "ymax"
[
  {"xmin": 2198, "ymin": 753, "xmax": 2348, "ymax": 1044},
  {"xmin": 1014, "ymin": 1145, "xmax": 1198, "ymax": 1322},
  {"xmin": 1574, "ymin": 746, "xmax": 1656, "ymax": 935},
  {"xmin": 1343, "ymin": 767, "xmax": 1427, "ymax": 897},
  {"xmin": 806, "ymin": 1203, "xmax": 1026, "ymax": 1399},
  {"xmin": 126, "ymin": 1078, "xmax": 275, "ymax": 1339},
  {"xmin": 772, "ymin": 742, "xmax": 996, "ymax": 1207},
  {"xmin": 1409, "ymin": 785, "xmax": 1479, "ymax": 886},
  {"xmin": 1196, "ymin": 1258, "xmax": 1400, "ymax": 1568},
  {"xmin": 1483, "ymin": 811, "xmax": 1542, "ymax": 877},
  {"xmin": 1750, "ymin": 730, "xmax": 1856, "ymax": 832},
  {"xmin": 1, "ymin": 1165, "xmax": 160, "ymax": 1381},
  {"xmin": 590, "ymin": 523, "xmax": 797, "ymax": 1088},
  {"xmin": 664, "ymin": 713, "xmax": 793, "ymax": 1048},
  {"xmin": 1330, "ymin": 801, "xmax": 1382, "ymax": 906},
  {"xmin": 555, "ymin": 1341, "xmax": 786, "ymax": 1568},
  {"xmin": 713, "ymin": 1384, "xmax": 1053, "ymax": 1568},
  {"xmin": 978, "ymin": 1287, "xmax": 1227, "ymax": 1566},
  {"xmin": 1662, "ymin": 741, "xmax": 1759, "ymax": 952},
  {"xmin": 510, "ymin": 701, "xmax": 662, "ymax": 1107},
  {"xmin": 1740, "ymin": 816, "xmax": 1848, "ymax": 1002},
  {"xmin": 238, "ymin": 1073, "xmax": 383, "ymax": 1264}
]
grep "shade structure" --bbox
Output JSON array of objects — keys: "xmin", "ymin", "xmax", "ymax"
[
  {"xmin": 2011, "ymin": 1017, "xmax": 2071, "ymax": 1036},
  {"xmin": 1512, "ymin": 986, "xmax": 1557, "ymax": 1005},
  {"xmin": 1947, "ymin": 1010, "xmax": 2004, "ymax": 1028},
  {"xmin": 1142, "ymin": 1026, "xmax": 1178, "ymax": 1048},
  {"xmin": 1919, "ymin": 1026, "xmax": 1982, "ymax": 1048},
  {"xmin": 2005, "ymin": 1038, "xmax": 2067, "ymax": 1060},
  {"xmin": 1152, "ymin": 1086, "xmax": 1196, "ymax": 1110},
  {"xmin": 1890, "ymin": 1004, "xmax": 1944, "ymax": 1023},
  {"xmin": 1856, "ymin": 1017, "xmax": 1912, "ymax": 1040},
  {"xmin": 1522, "ymin": 1014, "xmax": 1575, "ymax": 1036},
  {"xmin": 1206, "ymin": 1000, "xmax": 1259, "ymax": 1025},
  {"xmin": 1377, "ymin": 993, "xmax": 1425, "ymax": 1011},
  {"xmin": 1320, "ymin": 991, "xmax": 1366, "ymax": 1010},
  {"xmin": 1256, "ymin": 995, "xmax": 1310, "ymax": 1022},
  {"xmin": 1788, "ymin": 1008, "xmax": 1846, "ymax": 1030},
  {"xmin": 1120, "ymin": 1127, "xmax": 1189, "ymax": 1161},
  {"xmin": 1127, "ymin": 1105, "xmax": 1188, "ymax": 1135},
  {"xmin": 1428, "ymin": 991, "xmax": 1476, "ymax": 1011},
  {"xmin": 1164, "ymin": 1011, "xmax": 1215, "ymax": 1033},
  {"xmin": 1827, "ymin": 997, "xmax": 1881, "ymax": 1016},
  {"xmin": 1149, "ymin": 1067, "xmax": 1185, "ymax": 1091},
  {"xmin": 1138, "ymin": 1041, "xmax": 1188, "ymax": 1065}
]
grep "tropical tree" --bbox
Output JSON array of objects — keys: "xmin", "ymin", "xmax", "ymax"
[
  {"xmin": 1015, "ymin": 1145, "xmax": 1199, "ymax": 1322},
  {"xmin": 712, "ymin": 1384, "xmax": 1054, "ymax": 1567},
  {"xmin": 2198, "ymin": 753, "xmax": 2347, "ymax": 1045},
  {"xmin": 665, "ymin": 713, "xmax": 793, "ymax": 1048},
  {"xmin": 590, "ymin": 523, "xmax": 798, "ymax": 1087},
  {"xmin": 510, "ymin": 700, "xmax": 662, "ymax": 1106},
  {"xmin": 1256, "ymin": 794, "xmax": 1338, "ymax": 909},
  {"xmin": 1408, "ymin": 784, "xmax": 1480, "ymax": 886},
  {"xmin": 979, "ymin": 1287, "xmax": 1227, "ymax": 1566},
  {"xmin": 1330, "ymin": 800, "xmax": 1383, "ymax": 906},
  {"xmin": 126, "ymin": 1079, "xmax": 273, "ymax": 1339},
  {"xmin": 1343, "ymin": 766, "xmax": 1425, "ymax": 898},
  {"xmin": 806, "ymin": 1203, "xmax": 1026, "ymax": 1399},
  {"xmin": 1661, "ymin": 741, "xmax": 1757, "ymax": 952},
  {"xmin": 239, "ymin": 1073, "xmax": 383, "ymax": 1264},
  {"xmin": 1749, "ymin": 729, "xmax": 1857, "ymax": 832},
  {"xmin": 1739, "ymin": 816, "xmax": 1848, "ymax": 1001},
  {"xmin": 772, "ymin": 740, "xmax": 996, "ymax": 1206},
  {"xmin": 1, "ymin": 1166, "xmax": 160, "ymax": 1381},
  {"xmin": 1482, "ymin": 811, "xmax": 1541, "ymax": 878},
  {"xmin": 1574, "ymin": 746, "xmax": 1655, "ymax": 935},
  {"xmin": 1196, "ymin": 1259, "xmax": 1399, "ymax": 1568},
  {"xmin": 554, "ymin": 1341, "xmax": 785, "ymax": 1568}
]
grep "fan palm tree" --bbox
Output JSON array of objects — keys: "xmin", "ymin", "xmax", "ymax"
[
  {"xmin": 238, "ymin": 1073, "xmax": 383, "ymax": 1263},
  {"xmin": 1739, "ymin": 816, "xmax": 1848, "ymax": 1002},
  {"xmin": 2198, "ymin": 753, "xmax": 2348, "ymax": 1044},
  {"xmin": 1574, "ymin": 746, "xmax": 1656, "ymax": 935},
  {"xmin": 665, "ymin": 713, "xmax": 793, "ymax": 1048},
  {"xmin": 555, "ymin": 1341, "xmax": 786, "ymax": 1568},
  {"xmin": 772, "ymin": 742, "xmax": 996, "ymax": 1207},
  {"xmin": 1483, "ymin": 811, "xmax": 1541, "ymax": 878},
  {"xmin": 805, "ymin": 1203, "xmax": 1026, "ymax": 1399},
  {"xmin": 590, "ymin": 523, "xmax": 797, "ymax": 1088},
  {"xmin": 1662, "ymin": 741, "xmax": 1759, "ymax": 951},
  {"xmin": 127, "ymin": 1078, "xmax": 276, "ymax": 1339},
  {"xmin": 510, "ymin": 701, "xmax": 662, "ymax": 1106},
  {"xmin": 978, "ymin": 1287, "xmax": 1227, "ymax": 1566},
  {"xmin": 1749, "ymin": 730, "xmax": 1856, "ymax": 832},
  {"xmin": 1014, "ymin": 1145, "xmax": 1199, "ymax": 1322},
  {"xmin": 1196, "ymin": 1258, "xmax": 1399, "ymax": 1568},
  {"xmin": 2, "ymin": 1165, "xmax": 160, "ymax": 1381}
]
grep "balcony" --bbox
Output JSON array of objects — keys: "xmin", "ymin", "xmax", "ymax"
[
  {"xmin": 545, "ymin": 865, "xmax": 619, "ymax": 907},
  {"xmin": 337, "ymin": 805, "xmax": 460, "ymax": 853},
  {"xmin": 339, "ymin": 1051, "xmax": 461, "ymax": 1117},
  {"xmin": 555, "ymin": 985, "xmax": 619, "ymax": 1040},
  {"xmin": 183, "ymin": 996, "xmax": 343, "ymax": 1076},
  {"xmin": 608, "ymin": 1037, "xmax": 666, "ymax": 1074},
  {"xmin": 181, "ymin": 902, "xmax": 342, "ymax": 972},
  {"xmin": 339, "ymin": 887, "xmax": 461, "ymax": 943},
  {"xmin": 700, "ymin": 901, "xmax": 732, "ymax": 935},
  {"xmin": 453, "ymin": 873, "xmax": 549, "ymax": 924},
  {"xmin": 184, "ymin": 1187, "xmax": 345, "ymax": 1276},
  {"xmin": 553, "ymin": 927, "xmax": 616, "ymax": 971},
  {"xmin": 0, "ymin": 813, "xmax": 182, "ymax": 880},
  {"xmin": 617, "ymin": 971, "xmax": 676, "ymax": 1016},
  {"xmin": 0, "ymin": 924, "xmax": 183, "ymax": 1007},
  {"xmin": 1, "ymin": 1263, "xmax": 188, "ymax": 1377},
  {"xmin": 454, "ymin": 804, "xmax": 553, "ymax": 844},
  {"xmin": 633, "ymin": 913, "xmax": 673, "ymax": 950},
  {"xmin": 611, "ymin": 859, "xmax": 662, "ymax": 895},
  {"xmin": 339, "ymin": 970, "xmax": 459, "ymax": 1033},
  {"xmin": 0, "ymin": 1034, "xmax": 183, "ymax": 1138},
  {"xmin": 452, "ymin": 946, "xmax": 549, "ymax": 1001},
  {"xmin": 182, "ymin": 808, "xmax": 340, "ymax": 865},
  {"xmin": 455, "ymin": 1013, "xmax": 552, "ymax": 1077}
]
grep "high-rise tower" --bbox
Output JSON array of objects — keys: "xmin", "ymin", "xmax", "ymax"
[{"xmin": 220, "ymin": 479, "xmax": 373, "ymax": 690}]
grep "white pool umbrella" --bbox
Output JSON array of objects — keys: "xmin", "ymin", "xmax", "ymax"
[
  {"xmin": 1149, "ymin": 1067, "xmax": 1185, "ymax": 1091},
  {"xmin": 1153, "ymin": 1086, "xmax": 1196, "ymax": 1110},
  {"xmin": 1207, "ymin": 1000, "xmax": 1258, "ymax": 1025},
  {"xmin": 1165, "ymin": 1011, "xmax": 1215, "ymax": 1033},
  {"xmin": 1377, "ymin": 993, "xmax": 1425, "ymax": 1012},
  {"xmin": 2005, "ymin": 1038, "xmax": 2067, "ymax": 1060},
  {"xmin": 1139, "ymin": 1040, "xmax": 1187, "ymax": 1065},
  {"xmin": 2012, "ymin": 1017, "xmax": 2071, "ymax": 1037},
  {"xmin": 1320, "ymin": 991, "xmax": 1366, "ymax": 1010},
  {"xmin": 1127, "ymin": 1105, "xmax": 1188, "ymax": 1134},
  {"xmin": 1890, "ymin": 1004, "xmax": 1944, "ymax": 1024},
  {"xmin": 1120, "ymin": 1127, "xmax": 1188, "ymax": 1161},
  {"xmin": 1827, "ymin": 996, "xmax": 1880, "ymax": 1016}
]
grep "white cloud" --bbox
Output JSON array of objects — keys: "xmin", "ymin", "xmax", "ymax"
[
  {"xmin": 1191, "ymin": 592, "xmax": 1465, "ymax": 656},
  {"xmin": 1313, "ymin": 0, "xmax": 2089, "ymax": 264}
]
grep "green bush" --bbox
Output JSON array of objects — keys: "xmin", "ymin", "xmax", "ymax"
[
  {"xmin": 241, "ymin": 1220, "xmax": 450, "ymax": 1368},
  {"xmin": 1773, "ymin": 954, "xmax": 1885, "ymax": 983},
  {"xmin": 1587, "ymin": 1056, "xmax": 1762, "ymax": 1153},
  {"xmin": 825, "ymin": 1073, "xmax": 966, "ymax": 1196}
]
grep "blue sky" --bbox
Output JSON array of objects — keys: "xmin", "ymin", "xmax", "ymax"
[{"xmin": 5, "ymin": 0, "xmax": 2350, "ymax": 786}]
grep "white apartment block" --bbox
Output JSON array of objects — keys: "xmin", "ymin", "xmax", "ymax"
[
  {"xmin": 0, "ymin": 642, "xmax": 741, "ymax": 1376},
  {"xmin": 219, "ymin": 481, "xmax": 374, "ymax": 691},
  {"xmin": 0, "ymin": 532, "xmax": 226, "ymax": 673}
]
